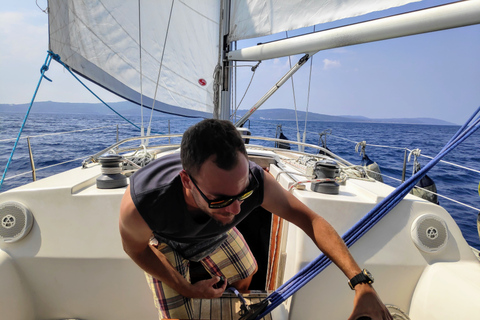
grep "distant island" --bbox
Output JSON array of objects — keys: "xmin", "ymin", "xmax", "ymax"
[{"xmin": 0, "ymin": 101, "xmax": 456, "ymax": 126}]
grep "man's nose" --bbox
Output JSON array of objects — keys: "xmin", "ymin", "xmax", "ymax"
[{"xmin": 223, "ymin": 199, "xmax": 243, "ymax": 215}]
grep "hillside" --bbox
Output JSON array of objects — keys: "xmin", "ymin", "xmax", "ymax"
[{"xmin": 0, "ymin": 102, "xmax": 456, "ymax": 125}]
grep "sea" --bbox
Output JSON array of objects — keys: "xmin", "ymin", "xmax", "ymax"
[{"xmin": 1, "ymin": 112, "xmax": 479, "ymax": 250}]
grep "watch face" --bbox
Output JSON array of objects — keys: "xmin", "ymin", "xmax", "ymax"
[{"xmin": 363, "ymin": 269, "xmax": 374, "ymax": 282}]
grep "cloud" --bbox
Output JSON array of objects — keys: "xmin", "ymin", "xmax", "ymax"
[
  {"xmin": 0, "ymin": 10, "xmax": 51, "ymax": 103},
  {"xmin": 0, "ymin": 11, "xmax": 47, "ymax": 62},
  {"xmin": 323, "ymin": 58, "xmax": 341, "ymax": 70}
]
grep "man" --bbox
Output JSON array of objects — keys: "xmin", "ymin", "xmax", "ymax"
[{"xmin": 119, "ymin": 119, "xmax": 392, "ymax": 319}]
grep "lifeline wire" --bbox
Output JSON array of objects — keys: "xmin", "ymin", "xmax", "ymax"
[
  {"xmin": 0, "ymin": 53, "xmax": 53, "ymax": 190},
  {"xmin": 257, "ymin": 106, "xmax": 480, "ymax": 318}
]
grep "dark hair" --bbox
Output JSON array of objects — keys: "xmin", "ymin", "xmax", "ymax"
[{"xmin": 181, "ymin": 119, "xmax": 247, "ymax": 175}]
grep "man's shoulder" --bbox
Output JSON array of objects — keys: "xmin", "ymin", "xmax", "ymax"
[
  {"xmin": 131, "ymin": 153, "xmax": 182, "ymax": 190},
  {"xmin": 129, "ymin": 153, "xmax": 183, "ymax": 210}
]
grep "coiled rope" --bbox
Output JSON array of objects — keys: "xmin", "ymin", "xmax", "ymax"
[{"xmin": 257, "ymin": 105, "xmax": 480, "ymax": 319}]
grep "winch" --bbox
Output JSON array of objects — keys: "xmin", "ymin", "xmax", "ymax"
[
  {"xmin": 96, "ymin": 155, "xmax": 128, "ymax": 189},
  {"xmin": 311, "ymin": 159, "xmax": 340, "ymax": 195}
]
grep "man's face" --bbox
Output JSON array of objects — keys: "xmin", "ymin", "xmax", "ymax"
[{"xmin": 187, "ymin": 152, "xmax": 250, "ymax": 225}]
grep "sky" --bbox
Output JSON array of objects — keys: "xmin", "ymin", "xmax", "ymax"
[{"xmin": 0, "ymin": 1, "xmax": 479, "ymax": 125}]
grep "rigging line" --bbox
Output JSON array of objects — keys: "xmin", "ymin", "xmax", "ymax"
[
  {"xmin": 303, "ymin": 55, "xmax": 313, "ymax": 139},
  {"xmin": 177, "ymin": 0, "xmax": 217, "ymax": 24},
  {"xmin": 363, "ymin": 143, "xmax": 406, "ymax": 150},
  {"xmin": 434, "ymin": 190, "xmax": 480, "ymax": 212},
  {"xmin": 302, "ymin": 25, "xmax": 315, "ymax": 146},
  {"xmin": 138, "ymin": 0, "xmax": 144, "ymax": 135},
  {"xmin": 254, "ymin": 119, "xmax": 478, "ymax": 176},
  {"xmin": 285, "ymin": 31, "xmax": 301, "ymax": 151},
  {"xmin": 227, "ymin": 64, "xmax": 259, "ymax": 68},
  {"xmin": 48, "ymin": 52, "xmax": 141, "ymax": 131},
  {"xmin": 233, "ymin": 41, "xmax": 237, "ymax": 121},
  {"xmin": 1, "ymin": 52, "xmax": 53, "ymax": 190},
  {"xmin": 70, "ymin": 1, "xmax": 191, "ymax": 94},
  {"xmin": 3, "ymin": 156, "xmax": 88, "ymax": 182},
  {"xmin": 248, "ymin": 118, "xmax": 480, "ymax": 176},
  {"xmin": 405, "ymin": 180, "xmax": 480, "ymax": 212},
  {"xmin": 248, "ymin": 119, "xmax": 480, "ymax": 175},
  {"xmin": 89, "ymin": 1, "xmax": 190, "ymax": 91},
  {"xmin": 259, "ymin": 107, "xmax": 480, "ymax": 318},
  {"xmin": 352, "ymin": 141, "xmax": 480, "ymax": 180},
  {"xmin": 233, "ymin": 67, "xmax": 256, "ymax": 116},
  {"xmin": 413, "ymin": 152, "xmax": 480, "ymax": 174},
  {"xmin": 149, "ymin": 0, "xmax": 175, "ymax": 129},
  {"xmin": 35, "ymin": 0, "xmax": 48, "ymax": 13}
]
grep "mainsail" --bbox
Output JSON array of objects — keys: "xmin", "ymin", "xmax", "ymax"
[{"xmin": 48, "ymin": 0, "xmax": 422, "ymax": 118}]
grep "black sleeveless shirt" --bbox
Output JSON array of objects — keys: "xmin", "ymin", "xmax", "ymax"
[{"xmin": 129, "ymin": 153, "xmax": 264, "ymax": 261}]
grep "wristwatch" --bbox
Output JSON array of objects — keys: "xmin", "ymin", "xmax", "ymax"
[{"xmin": 348, "ymin": 269, "xmax": 374, "ymax": 290}]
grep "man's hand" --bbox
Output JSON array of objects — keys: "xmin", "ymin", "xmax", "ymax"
[
  {"xmin": 348, "ymin": 284, "xmax": 392, "ymax": 320},
  {"xmin": 186, "ymin": 276, "xmax": 227, "ymax": 299}
]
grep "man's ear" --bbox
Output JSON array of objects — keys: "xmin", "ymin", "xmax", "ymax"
[{"xmin": 179, "ymin": 170, "xmax": 192, "ymax": 190}]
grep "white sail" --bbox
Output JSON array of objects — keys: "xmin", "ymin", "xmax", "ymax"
[
  {"xmin": 47, "ymin": 0, "xmax": 425, "ymax": 117},
  {"xmin": 48, "ymin": 0, "xmax": 220, "ymax": 117},
  {"xmin": 229, "ymin": 0, "xmax": 421, "ymax": 41}
]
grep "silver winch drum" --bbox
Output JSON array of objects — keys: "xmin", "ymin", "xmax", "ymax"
[
  {"xmin": 310, "ymin": 160, "xmax": 340, "ymax": 195},
  {"xmin": 96, "ymin": 155, "xmax": 128, "ymax": 189}
]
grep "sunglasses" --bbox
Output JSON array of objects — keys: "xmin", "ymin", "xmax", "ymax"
[{"xmin": 189, "ymin": 169, "xmax": 259, "ymax": 209}]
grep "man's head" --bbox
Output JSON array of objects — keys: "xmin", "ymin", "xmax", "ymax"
[
  {"xmin": 180, "ymin": 119, "xmax": 247, "ymax": 176},
  {"xmin": 180, "ymin": 119, "xmax": 251, "ymax": 225}
]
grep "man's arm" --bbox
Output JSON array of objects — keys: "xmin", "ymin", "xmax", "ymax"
[
  {"xmin": 119, "ymin": 185, "xmax": 226, "ymax": 298},
  {"xmin": 260, "ymin": 172, "xmax": 392, "ymax": 320}
]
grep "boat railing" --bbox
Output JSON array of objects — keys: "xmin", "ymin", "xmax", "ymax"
[
  {"xmin": 80, "ymin": 133, "xmax": 350, "ymax": 165},
  {"xmin": 3, "ymin": 127, "xmax": 479, "ymax": 219},
  {"xmin": 248, "ymin": 119, "xmax": 480, "ymax": 214},
  {"xmin": 1, "ymin": 124, "xmax": 131, "ymax": 187},
  {"xmin": 82, "ymin": 133, "xmax": 184, "ymax": 166}
]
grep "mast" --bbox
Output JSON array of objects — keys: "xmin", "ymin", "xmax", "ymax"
[{"xmin": 215, "ymin": 0, "xmax": 232, "ymax": 120}]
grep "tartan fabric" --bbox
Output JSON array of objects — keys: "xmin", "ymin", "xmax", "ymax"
[
  {"xmin": 145, "ymin": 227, "xmax": 257, "ymax": 319},
  {"xmin": 202, "ymin": 227, "xmax": 256, "ymax": 284}
]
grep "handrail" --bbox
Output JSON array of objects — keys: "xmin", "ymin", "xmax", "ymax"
[
  {"xmin": 4, "ymin": 129, "xmax": 480, "ymax": 215},
  {"xmin": 245, "ymin": 136, "xmax": 353, "ymax": 167},
  {"xmin": 79, "ymin": 133, "xmax": 353, "ymax": 167},
  {"xmin": 82, "ymin": 134, "xmax": 184, "ymax": 165}
]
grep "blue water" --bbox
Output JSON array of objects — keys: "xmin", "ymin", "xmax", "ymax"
[{"xmin": 1, "ymin": 112, "xmax": 479, "ymax": 250}]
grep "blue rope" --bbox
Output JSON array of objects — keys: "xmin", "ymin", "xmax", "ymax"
[
  {"xmin": 47, "ymin": 51, "xmax": 143, "ymax": 131},
  {"xmin": 0, "ymin": 53, "xmax": 54, "ymax": 190},
  {"xmin": 258, "ymin": 106, "xmax": 480, "ymax": 318},
  {"xmin": 1, "ymin": 51, "xmax": 165, "ymax": 190}
]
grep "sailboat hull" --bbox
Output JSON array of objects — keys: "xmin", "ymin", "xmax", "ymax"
[{"xmin": 1, "ymin": 144, "xmax": 479, "ymax": 319}]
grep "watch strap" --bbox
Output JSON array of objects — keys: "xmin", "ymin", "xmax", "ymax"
[{"xmin": 348, "ymin": 269, "xmax": 373, "ymax": 290}]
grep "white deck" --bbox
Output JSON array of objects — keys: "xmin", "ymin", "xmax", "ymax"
[{"xmin": 1, "ymin": 147, "xmax": 479, "ymax": 319}]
